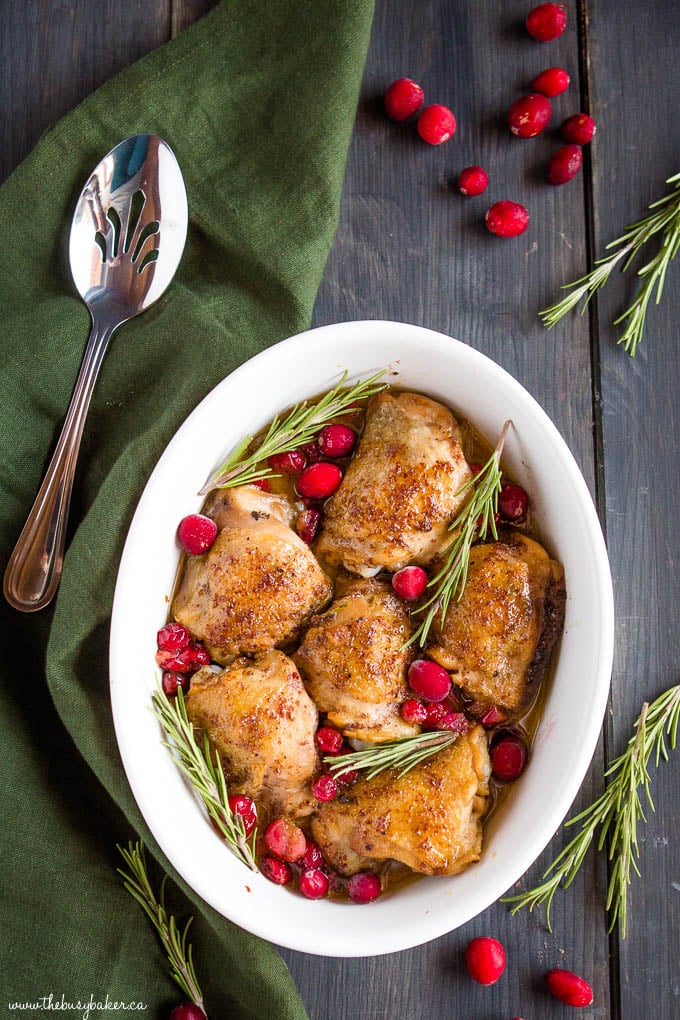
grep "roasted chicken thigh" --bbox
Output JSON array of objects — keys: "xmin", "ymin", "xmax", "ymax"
[
  {"xmin": 427, "ymin": 532, "xmax": 566, "ymax": 711},
  {"xmin": 185, "ymin": 650, "xmax": 318, "ymax": 818},
  {"xmin": 173, "ymin": 484, "xmax": 332, "ymax": 662},
  {"xmin": 294, "ymin": 578, "xmax": 418, "ymax": 742},
  {"xmin": 315, "ymin": 391, "xmax": 473, "ymax": 576},
  {"xmin": 310, "ymin": 725, "xmax": 490, "ymax": 876}
]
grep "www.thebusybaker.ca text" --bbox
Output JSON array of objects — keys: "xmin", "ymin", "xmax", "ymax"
[{"xmin": 7, "ymin": 992, "xmax": 147, "ymax": 1019}]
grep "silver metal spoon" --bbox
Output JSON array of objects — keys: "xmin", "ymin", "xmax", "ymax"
[{"xmin": 4, "ymin": 134, "xmax": 188, "ymax": 612}]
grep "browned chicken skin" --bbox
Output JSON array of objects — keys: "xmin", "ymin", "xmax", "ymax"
[
  {"xmin": 294, "ymin": 578, "xmax": 418, "ymax": 742},
  {"xmin": 310, "ymin": 725, "xmax": 490, "ymax": 876},
  {"xmin": 315, "ymin": 391, "xmax": 473, "ymax": 576},
  {"xmin": 185, "ymin": 651, "xmax": 319, "ymax": 818},
  {"xmin": 427, "ymin": 532, "xmax": 566, "ymax": 711},
  {"xmin": 172, "ymin": 485, "xmax": 332, "ymax": 662}
]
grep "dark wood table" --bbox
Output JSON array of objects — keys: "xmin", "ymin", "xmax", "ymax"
[{"xmin": 3, "ymin": 2, "xmax": 679, "ymax": 1017}]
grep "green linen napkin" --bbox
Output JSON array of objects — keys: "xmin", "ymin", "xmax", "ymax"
[{"xmin": 0, "ymin": 1, "xmax": 373, "ymax": 1017}]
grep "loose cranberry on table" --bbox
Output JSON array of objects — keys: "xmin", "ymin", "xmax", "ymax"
[
  {"xmin": 525, "ymin": 2, "xmax": 567, "ymax": 41},
  {"xmin": 530, "ymin": 66, "xmax": 570, "ymax": 97},
  {"xmin": 157, "ymin": 622, "xmax": 190, "ymax": 651},
  {"xmin": 315, "ymin": 725, "xmax": 344, "ymax": 754},
  {"xmin": 465, "ymin": 936, "xmax": 507, "ymax": 985},
  {"xmin": 299, "ymin": 867, "xmax": 330, "ymax": 899},
  {"xmin": 561, "ymin": 112, "xmax": 597, "ymax": 145},
  {"xmin": 228, "ymin": 794, "xmax": 257, "ymax": 836},
  {"xmin": 408, "ymin": 659, "xmax": 451, "ymax": 702},
  {"xmin": 417, "ymin": 104, "xmax": 456, "ymax": 145},
  {"xmin": 169, "ymin": 1004, "xmax": 207, "ymax": 1020},
  {"xmin": 260, "ymin": 856, "xmax": 292, "ymax": 885},
  {"xmin": 268, "ymin": 449, "xmax": 306, "ymax": 475},
  {"xmin": 312, "ymin": 774, "xmax": 338, "ymax": 802},
  {"xmin": 297, "ymin": 462, "xmax": 343, "ymax": 500},
  {"xmin": 384, "ymin": 77, "xmax": 424, "ymax": 122},
  {"xmin": 264, "ymin": 817, "xmax": 307, "ymax": 862},
  {"xmin": 490, "ymin": 731, "xmax": 528, "ymax": 781},
  {"xmin": 400, "ymin": 698, "xmax": 428, "ymax": 725},
  {"xmin": 346, "ymin": 871, "xmax": 382, "ymax": 904},
  {"xmin": 296, "ymin": 507, "xmax": 322, "ymax": 545},
  {"xmin": 508, "ymin": 94, "xmax": 552, "ymax": 138},
  {"xmin": 458, "ymin": 165, "xmax": 489, "ymax": 197},
  {"xmin": 547, "ymin": 144, "xmax": 583, "ymax": 186},
  {"xmin": 318, "ymin": 423, "xmax": 356, "ymax": 458},
  {"xmin": 177, "ymin": 514, "xmax": 218, "ymax": 556},
  {"xmin": 546, "ymin": 968, "xmax": 594, "ymax": 1007},
  {"xmin": 391, "ymin": 564, "xmax": 428, "ymax": 601},
  {"xmin": 485, "ymin": 201, "xmax": 530, "ymax": 238},
  {"xmin": 161, "ymin": 670, "xmax": 190, "ymax": 697},
  {"xmin": 499, "ymin": 482, "xmax": 529, "ymax": 523}
]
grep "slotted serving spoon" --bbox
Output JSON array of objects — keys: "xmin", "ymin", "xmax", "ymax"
[{"xmin": 3, "ymin": 134, "xmax": 188, "ymax": 612}]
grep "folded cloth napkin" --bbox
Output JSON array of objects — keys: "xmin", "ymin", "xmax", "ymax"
[{"xmin": 0, "ymin": 1, "xmax": 373, "ymax": 1015}]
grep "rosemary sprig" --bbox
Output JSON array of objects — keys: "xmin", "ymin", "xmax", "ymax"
[
  {"xmin": 199, "ymin": 369, "xmax": 387, "ymax": 495},
  {"xmin": 117, "ymin": 841, "xmax": 206, "ymax": 1014},
  {"xmin": 541, "ymin": 171, "xmax": 680, "ymax": 355},
  {"xmin": 406, "ymin": 420, "xmax": 510, "ymax": 649},
  {"xmin": 151, "ymin": 684, "xmax": 258, "ymax": 871},
  {"xmin": 325, "ymin": 730, "xmax": 457, "ymax": 781},
  {"xmin": 502, "ymin": 683, "xmax": 680, "ymax": 938}
]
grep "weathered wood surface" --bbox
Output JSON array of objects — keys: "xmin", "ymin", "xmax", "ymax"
[{"xmin": 2, "ymin": 1, "xmax": 679, "ymax": 1017}]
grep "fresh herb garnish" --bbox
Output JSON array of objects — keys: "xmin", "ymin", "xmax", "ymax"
[
  {"xmin": 151, "ymin": 684, "xmax": 258, "ymax": 871},
  {"xmin": 406, "ymin": 420, "xmax": 510, "ymax": 649},
  {"xmin": 541, "ymin": 171, "xmax": 680, "ymax": 356},
  {"xmin": 117, "ymin": 841, "xmax": 207, "ymax": 1015},
  {"xmin": 326, "ymin": 730, "xmax": 458, "ymax": 781},
  {"xmin": 503, "ymin": 683, "xmax": 680, "ymax": 937},
  {"xmin": 200, "ymin": 369, "xmax": 387, "ymax": 494}
]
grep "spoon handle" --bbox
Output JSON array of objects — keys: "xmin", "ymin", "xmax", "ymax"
[{"xmin": 3, "ymin": 315, "xmax": 116, "ymax": 612}]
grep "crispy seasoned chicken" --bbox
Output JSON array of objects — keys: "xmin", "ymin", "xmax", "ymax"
[
  {"xmin": 185, "ymin": 651, "xmax": 318, "ymax": 818},
  {"xmin": 294, "ymin": 578, "xmax": 418, "ymax": 742},
  {"xmin": 315, "ymin": 391, "xmax": 473, "ymax": 576},
  {"xmin": 427, "ymin": 532, "xmax": 566, "ymax": 711},
  {"xmin": 310, "ymin": 725, "xmax": 490, "ymax": 876},
  {"xmin": 172, "ymin": 485, "xmax": 332, "ymax": 662}
]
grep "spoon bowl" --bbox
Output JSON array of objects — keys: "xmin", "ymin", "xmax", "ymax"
[{"xmin": 3, "ymin": 134, "xmax": 188, "ymax": 612}]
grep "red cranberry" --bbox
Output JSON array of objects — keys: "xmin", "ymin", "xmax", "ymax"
[
  {"xmin": 490, "ymin": 732, "xmax": 528, "ymax": 781},
  {"xmin": 252, "ymin": 478, "xmax": 271, "ymax": 491},
  {"xmin": 391, "ymin": 565, "xmax": 428, "ymax": 601},
  {"xmin": 169, "ymin": 1004, "xmax": 207, "ymax": 1020},
  {"xmin": 155, "ymin": 644, "xmax": 203, "ymax": 673},
  {"xmin": 499, "ymin": 483, "xmax": 529, "ymax": 522},
  {"xmin": 186, "ymin": 641, "xmax": 211, "ymax": 668},
  {"xmin": 561, "ymin": 112, "xmax": 597, "ymax": 145},
  {"xmin": 384, "ymin": 77, "xmax": 424, "ymax": 122},
  {"xmin": 300, "ymin": 439, "xmax": 323, "ymax": 463},
  {"xmin": 297, "ymin": 462, "xmax": 343, "ymax": 500},
  {"xmin": 312, "ymin": 774, "xmax": 338, "ymax": 802},
  {"xmin": 408, "ymin": 659, "xmax": 451, "ymax": 702},
  {"xmin": 296, "ymin": 507, "xmax": 322, "ymax": 544},
  {"xmin": 485, "ymin": 201, "xmax": 529, "ymax": 238},
  {"xmin": 228, "ymin": 794, "xmax": 257, "ymax": 837},
  {"xmin": 161, "ymin": 670, "xmax": 190, "ymax": 697},
  {"xmin": 336, "ymin": 766, "xmax": 358, "ymax": 786},
  {"xmin": 546, "ymin": 969, "xmax": 594, "ymax": 1007},
  {"xmin": 465, "ymin": 936, "xmax": 507, "ymax": 985},
  {"xmin": 301, "ymin": 841, "xmax": 325, "ymax": 870},
  {"xmin": 531, "ymin": 66, "xmax": 570, "ymax": 96},
  {"xmin": 458, "ymin": 165, "xmax": 489, "ymax": 197},
  {"xmin": 299, "ymin": 868, "xmax": 329, "ymax": 899},
  {"xmin": 417, "ymin": 104, "xmax": 456, "ymax": 145},
  {"xmin": 400, "ymin": 698, "xmax": 428, "ymax": 725},
  {"xmin": 346, "ymin": 871, "xmax": 382, "ymax": 904},
  {"xmin": 318, "ymin": 423, "xmax": 356, "ymax": 458},
  {"xmin": 508, "ymin": 94, "xmax": 552, "ymax": 138},
  {"xmin": 268, "ymin": 449, "xmax": 306, "ymax": 475},
  {"xmin": 479, "ymin": 705, "xmax": 508, "ymax": 728},
  {"xmin": 547, "ymin": 144, "xmax": 583, "ymax": 185},
  {"xmin": 157, "ymin": 622, "xmax": 190, "ymax": 652},
  {"xmin": 177, "ymin": 514, "xmax": 218, "ymax": 556},
  {"xmin": 434, "ymin": 710, "xmax": 469, "ymax": 734},
  {"xmin": 316, "ymin": 726, "xmax": 344, "ymax": 754},
  {"xmin": 260, "ymin": 856, "xmax": 292, "ymax": 885},
  {"xmin": 423, "ymin": 702, "xmax": 448, "ymax": 730},
  {"xmin": 526, "ymin": 3, "xmax": 567, "ymax": 41},
  {"xmin": 264, "ymin": 818, "xmax": 307, "ymax": 862}
]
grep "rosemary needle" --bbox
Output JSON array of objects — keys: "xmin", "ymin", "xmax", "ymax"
[
  {"xmin": 502, "ymin": 683, "xmax": 680, "ymax": 937},
  {"xmin": 117, "ymin": 841, "xmax": 206, "ymax": 1014},
  {"xmin": 541, "ymin": 171, "xmax": 680, "ymax": 356},
  {"xmin": 325, "ymin": 730, "xmax": 458, "ymax": 781},
  {"xmin": 199, "ymin": 369, "xmax": 387, "ymax": 495}
]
